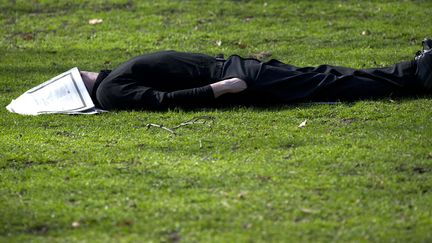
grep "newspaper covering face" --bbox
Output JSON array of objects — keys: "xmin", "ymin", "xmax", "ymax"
[{"xmin": 6, "ymin": 67, "xmax": 106, "ymax": 115}]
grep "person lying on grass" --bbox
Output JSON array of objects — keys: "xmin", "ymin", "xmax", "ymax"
[{"xmin": 79, "ymin": 38, "xmax": 432, "ymax": 111}]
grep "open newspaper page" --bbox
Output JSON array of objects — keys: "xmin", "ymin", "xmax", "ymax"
[{"xmin": 6, "ymin": 67, "xmax": 106, "ymax": 115}]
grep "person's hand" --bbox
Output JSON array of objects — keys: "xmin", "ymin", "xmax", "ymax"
[
  {"xmin": 222, "ymin": 78, "xmax": 248, "ymax": 93},
  {"xmin": 210, "ymin": 78, "xmax": 247, "ymax": 98}
]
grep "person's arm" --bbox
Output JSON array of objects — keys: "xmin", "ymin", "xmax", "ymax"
[
  {"xmin": 97, "ymin": 77, "xmax": 247, "ymax": 110},
  {"xmin": 147, "ymin": 78, "xmax": 248, "ymax": 109}
]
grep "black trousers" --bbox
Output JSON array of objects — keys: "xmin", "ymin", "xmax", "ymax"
[{"xmin": 219, "ymin": 55, "xmax": 425, "ymax": 105}]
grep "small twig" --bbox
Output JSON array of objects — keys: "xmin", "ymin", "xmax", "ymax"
[
  {"xmin": 171, "ymin": 116, "xmax": 215, "ymax": 130},
  {"xmin": 145, "ymin": 116, "xmax": 215, "ymax": 135},
  {"xmin": 145, "ymin": 123, "xmax": 177, "ymax": 135}
]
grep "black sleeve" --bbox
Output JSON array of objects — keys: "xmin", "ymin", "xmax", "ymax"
[
  {"xmin": 96, "ymin": 76, "xmax": 216, "ymax": 110},
  {"xmin": 142, "ymin": 84, "xmax": 215, "ymax": 109}
]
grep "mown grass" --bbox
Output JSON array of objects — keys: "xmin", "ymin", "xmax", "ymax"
[{"xmin": 1, "ymin": 0, "xmax": 432, "ymax": 242}]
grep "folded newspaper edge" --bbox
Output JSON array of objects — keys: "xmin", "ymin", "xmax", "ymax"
[{"xmin": 6, "ymin": 67, "xmax": 107, "ymax": 115}]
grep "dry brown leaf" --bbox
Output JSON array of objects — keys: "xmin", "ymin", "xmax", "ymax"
[
  {"xmin": 361, "ymin": 30, "xmax": 371, "ymax": 36},
  {"xmin": 298, "ymin": 119, "xmax": 307, "ymax": 128},
  {"xmin": 237, "ymin": 191, "xmax": 247, "ymax": 199},
  {"xmin": 88, "ymin": 19, "xmax": 103, "ymax": 25},
  {"xmin": 299, "ymin": 207, "xmax": 317, "ymax": 214},
  {"xmin": 22, "ymin": 33, "xmax": 34, "ymax": 41},
  {"xmin": 237, "ymin": 41, "xmax": 247, "ymax": 49}
]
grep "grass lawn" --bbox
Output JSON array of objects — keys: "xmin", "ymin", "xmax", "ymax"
[{"xmin": 1, "ymin": 0, "xmax": 432, "ymax": 242}]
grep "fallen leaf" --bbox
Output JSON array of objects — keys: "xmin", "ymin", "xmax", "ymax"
[
  {"xmin": 237, "ymin": 41, "xmax": 247, "ymax": 49},
  {"xmin": 299, "ymin": 207, "xmax": 317, "ymax": 214},
  {"xmin": 88, "ymin": 19, "xmax": 103, "ymax": 25},
  {"xmin": 361, "ymin": 30, "xmax": 371, "ymax": 36},
  {"xmin": 244, "ymin": 16, "xmax": 254, "ymax": 22},
  {"xmin": 237, "ymin": 191, "xmax": 247, "ymax": 199},
  {"xmin": 116, "ymin": 219, "xmax": 134, "ymax": 227},
  {"xmin": 298, "ymin": 119, "xmax": 307, "ymax": 128},
  {"xmin": 22, "ymin": 33, "xmax": 34, "ymax": 41}
]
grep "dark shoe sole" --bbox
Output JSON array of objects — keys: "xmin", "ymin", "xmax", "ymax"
[
  {"xmin": 423, "ymin": 38, "xmax": 432, "ymax": 51},
  {"xmin": 417, "ymin": 51, "xmax": 432, "ymax": 89}
]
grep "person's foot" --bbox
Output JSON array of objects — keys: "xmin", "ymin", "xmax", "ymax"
[
  {"xmin": 415, "ymin": 39, "xmax": 432, "ymax": 89},
  {"xmin": 415, "ymin": 38, "xmax": 432, "ymax": 60}
]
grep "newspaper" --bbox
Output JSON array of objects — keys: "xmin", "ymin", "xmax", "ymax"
[{"xmin": 6, "ymin": 67, "xmax": 106, "ymax": 115}]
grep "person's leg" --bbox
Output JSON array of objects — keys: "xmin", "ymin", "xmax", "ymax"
[
  {"xmin": 265, "ymin": 59, "xmax": 357, "ymax": 76},
  {"xmin": 312, "ymin": 60, "xmax": 425, "ymax": 101},
  {"xmin": 247, "ymin": 59, "xmax": 425, "ymax": 103}
]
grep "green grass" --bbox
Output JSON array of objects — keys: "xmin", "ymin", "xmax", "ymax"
[{"xmin": 1, "ymin": 0, "xmax": 432, "ymax": 242}]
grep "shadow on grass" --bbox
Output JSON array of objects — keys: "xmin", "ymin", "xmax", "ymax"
[{"xmin": 136, "ymin": 94, "xmax": 432, "ymax": 113}]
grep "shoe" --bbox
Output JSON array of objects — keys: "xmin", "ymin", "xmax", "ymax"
[
  {"xmin": 415, "ymin": 41, "xmax": 432, "ymax": 89},
  {"xmin": 415, "ymin": 38, "xmax": 432, "ymax": 60}
]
